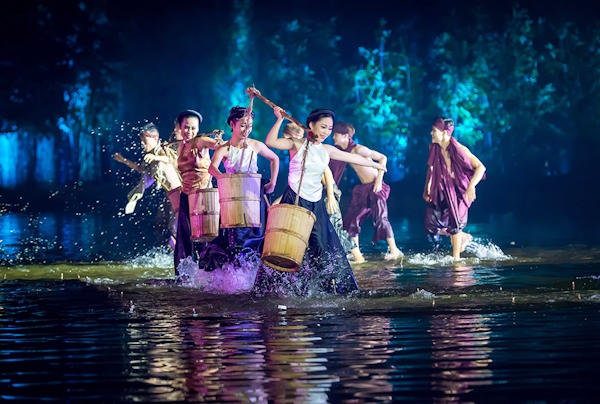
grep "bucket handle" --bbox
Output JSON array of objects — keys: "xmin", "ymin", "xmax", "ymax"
[{"xmin": 263, "ymin": 194, "xmax": 271, "ymax": 210}]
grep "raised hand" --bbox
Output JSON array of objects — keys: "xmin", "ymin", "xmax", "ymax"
[
  {"xmin": 246, "ymin": 87, "xmax": 260, "ymax": 97},
  {"xmin": 144, "ymin": 154, "xmax": 157, "ymax": 164},
  {"xmin": 274, "ymin": 106, "xmax": 286, "ymax": 120}
]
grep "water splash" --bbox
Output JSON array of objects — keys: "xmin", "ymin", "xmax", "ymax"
[
  {"xmin": 411, "ymin": 289, "xmax": 436, "ymax": 299},
  {"xmin": 407, "ymin": 253, "xmax": 459, "ymax": 267},
  {"xmin": 465, "ymin": 238, "xmax": 512, "ymax": 260},
  {"xmin": 177, "ymin": 254, "xmax": 261, "ymax": 294},
  {"xmin": 127, "ymin": 246, "xmax": 173, "ymax": 269}
]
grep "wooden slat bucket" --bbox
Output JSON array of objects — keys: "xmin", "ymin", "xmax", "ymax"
[
  {"xmin": 188, "ymin": 188, "xmax": 220, "ymax": 242},
  {"xmin": 217, "ymin": 173, "xmax": 262, "ymax": 228},
  {"xmin": 262, "ymin": 204, "xmax": 316, "ymax": 272}
]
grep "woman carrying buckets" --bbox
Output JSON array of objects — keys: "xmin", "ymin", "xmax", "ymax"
[
  {"xmin": 174, "ymin": 109, "xmax": 225, "ymax": 274},
  {"xmin": 196, "ymin": 106, "xmax": 279, "ymax": 270},
  {"xmin": 253, "ymin": 94, "xmax": 386, "ymax": 295}
]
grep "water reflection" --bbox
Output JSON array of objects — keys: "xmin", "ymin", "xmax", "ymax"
[
  {"xmin": 123, "ymin": 311, "xmax": 342, "ymax": 403},
  {"xmin": 126, "ymin": 318, "xmax": 186, "ymax": 401},
  {"xmin": 429, "ymin": 264, "xmax": 493, "ymax": 402},
  {"xmin": 264, "ymin": 313, "xmax": 337, "ymax": 403},
  {"xmin": 182, "ymin": 318, "xmax": 269, "ymax": 402},
  {"xmin": 337, "ymin": 316, "xmax": 394, "ymax": 402}
]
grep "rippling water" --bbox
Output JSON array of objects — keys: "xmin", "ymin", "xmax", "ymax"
[{"xmin": 1, "ymin": 211, "xmax": 600, "ymax": 402}]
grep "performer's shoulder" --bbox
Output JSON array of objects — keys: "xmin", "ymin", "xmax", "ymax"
[{"xmin": 248, "ymin": 138, "xmax": 264, "ymax": 148}]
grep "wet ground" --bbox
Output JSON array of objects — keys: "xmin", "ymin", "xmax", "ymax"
[{"xmin": 1, "ymin": 210, "xmax": 599, "ymax": 402}]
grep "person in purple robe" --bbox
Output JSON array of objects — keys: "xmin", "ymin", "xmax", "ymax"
[
  {"xmin": 329, "ymin": 122, "xmax": 402, "ymax": 261},
  {"xmin": 423, "ymin": 117, "xmax": 486, "ymax": 260}
]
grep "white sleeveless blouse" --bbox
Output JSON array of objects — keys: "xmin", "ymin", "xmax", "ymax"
[
  {"xmin": 223, "ymin": 143, "xmax": 258, "ymax": 174},
  {"xmin": 288, "ymin": 140, "xmax": 329, "ymax": 202}
]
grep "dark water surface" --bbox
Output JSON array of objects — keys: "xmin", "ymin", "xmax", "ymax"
[{"xmin": 1, "ymin": 211, "xmax": 600, "ymax": 402}]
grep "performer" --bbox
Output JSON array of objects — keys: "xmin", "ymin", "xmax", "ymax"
[
  {"xmin": 210, "ymin": 106, "xmax": 279, "ymax": 195},
  {"xmin": 282, "ymin": 123, "xmax": 363, "ymax": 263},
  {"xmin": 329, "ymin": 122, "xmax": 402, "ymax": 260},
  {"xmin": 117, "ymin": 123, "xmax": 182, "ymax": 248},
  {"xmin": 192, "ymin": 106, "xmax": 279, "ymax": 270},
  {"xmin": 423, "ymin": 117, "xmax": 486, "ymax": 260},
  {"xmin": 174, "ymin": 110, "xmax": 224, "ymax": 272},
  {"xmin": 255, "ymin": 106, "xmax": 386, "ymax": 295},
  {"xmin": 167, "ymin": 118, "xmax": 183, "ymax": 151}
]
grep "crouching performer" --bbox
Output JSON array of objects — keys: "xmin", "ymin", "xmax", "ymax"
[{"xmin": 117, "ymin": 123, "xmax": 182, "ymax": 248}]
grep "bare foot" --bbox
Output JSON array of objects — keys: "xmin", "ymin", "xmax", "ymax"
[
  {"xmin": 350, "ymin": 248, "xmax": 365, "ymax": 264},
  {"xmin": 460, "ymin": 233, "xmax": 473, "ymax": 253},
  {"xmin": 384, "ymin": 248, "xmax": 403, "ymax": 260},
  {"xmin": 353, "ymin": 255, "xmax": 366, "ymax": 264}
]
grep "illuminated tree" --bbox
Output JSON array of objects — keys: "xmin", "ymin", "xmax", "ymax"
[{"xmin": 344, "ymin": 19, "xmax": 426, "ymax": 181}]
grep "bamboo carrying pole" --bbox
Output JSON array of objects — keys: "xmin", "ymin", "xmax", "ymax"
[
  {"xmin": 246, "ymin": 87, "xmax": 309, "ymax": 132},
  {"xmin": 246, "ymin": 86, "xmax": 311, "ymax": 206}
]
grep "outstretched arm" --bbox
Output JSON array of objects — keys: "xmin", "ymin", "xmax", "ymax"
[
  {"xmin": 114, "ymin": 153, "xmax": 143, "ymax": 173},
  {"xmin": 265, "ymin": 107, "xmax": 296, "ymax": 151},
  {"xmin": 208, "ymin": 146, "xmax": 229, "ymax": 180},
  {"xmin": 196, "ymin": 136, "xmax": 222, "ymax": 151},
  {"xmin": 252, "ymin": 140, "xmax": 280, "ymax": 194},
  {"xmin": 459, "ymin": 144, "xmax": 486, "ymax": 204},
  {"xmin": 324, "ymin": 144, "xmax": 387, "ymax": 172},
  {"xmin": 354, "ymin": 144, "xmax": 388, "ymax": 193}
]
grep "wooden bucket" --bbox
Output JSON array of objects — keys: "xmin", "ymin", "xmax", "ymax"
[
  {"xmin": 217, "ymin": 173, "xmax": 262, "ymax": 228},
  {"xmin": 188, "ymin": 188, "xmax": 220, "ymax": 242},
  {"xmin": 262, "ymin": 204, "xmax": 316, "ymax": 272}
]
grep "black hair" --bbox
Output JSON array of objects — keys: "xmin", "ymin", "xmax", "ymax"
[
  {"xmin": 434, "ymin": 117, "xmax": 454, "ymax": 127},
  {"xmin": 227, "ymin": 106, "xmax": 254, "ymax": 127},
  {"xmin": 306, "ymin": 108, "xmax": 335, "ymax": 128},
  {"xmin": 176, "ymin": 110, "xmax": 203, "ymax": 126}
]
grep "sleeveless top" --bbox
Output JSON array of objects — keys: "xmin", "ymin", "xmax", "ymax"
[
  {"xmin": 177, "ymin": 137, "xmax": 213, "ymax": 194},
  {"xmin": 289, "ymin": 140, "xmax": 330, "ymax": 202},
  {"xmin": 223, "ymin": 142, "xmax": 258, "ymax": 174}
]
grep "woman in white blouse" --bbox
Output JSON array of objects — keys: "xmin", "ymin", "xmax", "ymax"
[{"xmin": 254, "ymin": 107, "xmax": 385, "ymax": 295}]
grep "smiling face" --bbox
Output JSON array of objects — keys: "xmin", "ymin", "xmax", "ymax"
[
  {"xmin": 308, "ymin": 116, "xmax": 334, "ymax": 144},
  {"xmin": 231, "ymin": 115, "xmax": 253, "ymax": 139},
  {"xmin": 181, "ymin": 116, "xmax": 199, "ymax": 140}
]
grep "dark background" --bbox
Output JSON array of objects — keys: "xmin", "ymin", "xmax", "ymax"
[{"xmin": 1, "ymin": 0, "xmax": 599, "ymax": 224}]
